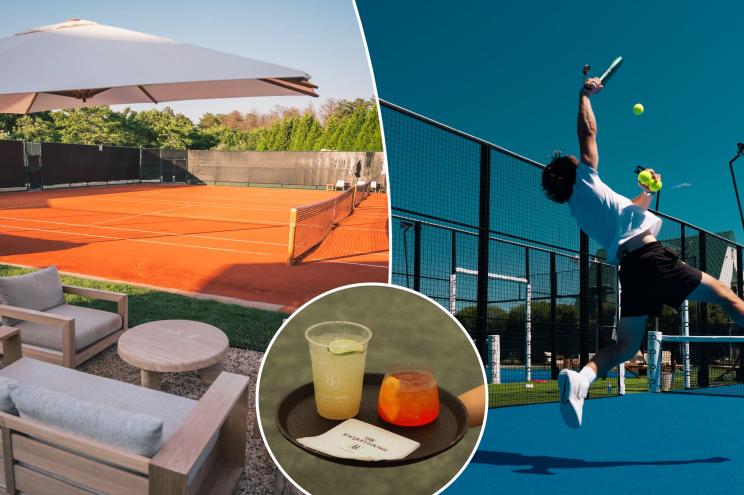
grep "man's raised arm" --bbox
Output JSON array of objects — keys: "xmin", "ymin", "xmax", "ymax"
[{"xmin": 578, "ymin": 77, "xmax": 602, "ymax": 170}]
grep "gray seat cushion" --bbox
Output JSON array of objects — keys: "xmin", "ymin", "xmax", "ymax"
[
  {"xmin": 12, "ymin": 385, "xmax": 164, "ymax": 456},
  {"xmin": 0, "ymin": 266, "xmax": 65, "ymax": 325},
  {"xmin": 17, "ymin": 304, "xmax": 122, "ymax": 351},
  {"xmin": 0, "ymin": 358, "xmax": 196, "ymax": 448}
]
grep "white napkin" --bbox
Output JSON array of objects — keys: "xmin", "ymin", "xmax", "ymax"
[{"xmin": 297, "ymin": 418, "xmax": 421, "ymax": 461}]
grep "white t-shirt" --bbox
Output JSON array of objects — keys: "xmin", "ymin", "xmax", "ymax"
[{"xmin": 568, "ymin": 163, "xmax": 662, "ymax": 265}]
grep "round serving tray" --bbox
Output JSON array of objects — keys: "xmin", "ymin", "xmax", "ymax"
[{"xmin": 275, "ymin": 373, "xmax": 469, "ymax": 467}]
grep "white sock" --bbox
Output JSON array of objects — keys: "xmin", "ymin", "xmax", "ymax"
[{"xmin": 579, "ymin": 366, "xmax": 597, "ymax": 387}]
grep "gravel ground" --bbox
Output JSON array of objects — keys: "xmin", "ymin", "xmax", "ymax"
[{"xmin": 79, "ymin": 346, "xmax": 277, "ymax": 494}]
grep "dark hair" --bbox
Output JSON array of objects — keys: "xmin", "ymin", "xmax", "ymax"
[{"xmin": 541, "ymin": 155, "xmax": 578, "ymax": 203}]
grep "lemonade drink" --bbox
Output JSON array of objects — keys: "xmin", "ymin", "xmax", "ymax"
[{"xmin": 305, "ymin": 321, "xmax": 372, "ymax": 420}]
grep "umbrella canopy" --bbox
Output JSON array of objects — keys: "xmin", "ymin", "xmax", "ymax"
[{"xmin": 0, "ymin": 19, "xmax": 318, "ymax": 114}]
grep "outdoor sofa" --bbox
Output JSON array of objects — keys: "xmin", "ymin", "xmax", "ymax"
[{"xmin": 0, "ymin": 351, "xmax": 249, "ymax": 494}]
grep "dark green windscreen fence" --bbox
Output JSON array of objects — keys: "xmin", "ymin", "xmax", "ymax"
[{"xmin": 0, "ymin": 140, "xmax": 384, "ymax": 190}]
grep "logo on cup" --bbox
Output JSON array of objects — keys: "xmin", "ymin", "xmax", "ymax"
[{"xmin": 324, "ymin": 371, "xmax": 340, "ymax": 389}]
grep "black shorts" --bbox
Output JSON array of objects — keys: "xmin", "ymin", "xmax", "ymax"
[{"xmin": 619, "ymin": 241, "xmax": 702, "ymax": 317}]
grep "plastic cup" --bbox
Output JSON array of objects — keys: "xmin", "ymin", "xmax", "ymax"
[{"xmin": 305, "ymin": 321, "xmax": 372, "ymax": 420}]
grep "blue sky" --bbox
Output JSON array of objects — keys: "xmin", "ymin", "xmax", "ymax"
[
  {"xmin": 357, "ymin": 0, "xmax": 744, "ymax": 241},
  {"xmin": 0, "ymin": 0, "xmax": 374, "ymax": 120}
]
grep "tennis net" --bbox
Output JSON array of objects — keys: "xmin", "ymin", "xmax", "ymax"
[
  {"xmin": 648, "ymin": 331, "xmax": 744, "ymax": 396},
  {"xmin": 353, "ymin": 181, "xmax": 372, "ymax": 207},
  {"xmin": 287, "ymin": 187, "xmax": 355, "ymax": 264}
]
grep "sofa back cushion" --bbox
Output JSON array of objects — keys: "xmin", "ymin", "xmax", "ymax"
[
  {"xmin": 11, "ymin": 385, "xmax": 164, "ymax": 457},
  {"xmin": 0, "ymin": 266, "xmax": 65, "ymax": 325}
]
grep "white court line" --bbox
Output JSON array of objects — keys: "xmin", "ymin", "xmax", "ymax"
[
  {"xmin": 84, "ymin": 196, "xmax": 293, "ymax": 212},
  {"xmin": 120, "ymin": 194, "xmax": 295, "ymax": 205},
  {"xmin": 0, "ymin": 223, "xmax": 276, "ymax": 256},
  {"xmin": 0, "ymin": 215, "xmax": 287, "ymax": 247},
  {"xmin": 91, "ymin": 205, "xmax": 192, "ymax": 226},
  {"xmin": 334, "ymin": 226, "xmax": 389, "ymax": 233},
  {"xmin": 8, "ymin": 206, "xmax": 288, "ymax": 228},
  {"xmin": 317, "ymin": 260, "xmax": 389, "ymax": 269},
  {"xmin": 0, "ymin": 201, "xmax": 50, "ymax": 210},
  {"xmin": 126, "ymin": 189, "xmax": 298, "ymax": 204}
]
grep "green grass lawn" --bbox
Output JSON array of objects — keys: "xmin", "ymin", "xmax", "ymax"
[
  {"xmin": 488, "ymin": 377, "xmax": 650, "ymax": 408},
  {"xmin": 0, "ymin": 265, "xmax": 285, "ymax": 352},
  {"xmin": 486, "ymin": 366, "xmax": 744, "ymax": 408}
]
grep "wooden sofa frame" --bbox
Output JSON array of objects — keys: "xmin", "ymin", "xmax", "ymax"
[
  {"xmin": 0, "ymin": 368, "xmax": 249, "ymax": 494},
  {"xmin": 0, "ymin": 285, "xmax": 128, "ymax": 368}
]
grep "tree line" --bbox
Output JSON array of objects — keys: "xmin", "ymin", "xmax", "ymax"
[{"xmin": 0, "ymin": 98, "xmax": 382, "ymax": 152}]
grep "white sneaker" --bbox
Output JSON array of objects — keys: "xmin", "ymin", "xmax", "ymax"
[{"xmin": 558, "ymin": 369, "xmax": 588, "ymax": 429}]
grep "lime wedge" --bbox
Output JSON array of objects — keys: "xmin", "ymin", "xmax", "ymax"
[{"xmin": 327, "ymin": 338, "xmax": 364, "ymax": 355}]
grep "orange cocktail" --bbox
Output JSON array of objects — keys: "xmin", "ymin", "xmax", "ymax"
[{"xmin": 377, "ymin": 365, "xmax": 439, "ymax": 427}]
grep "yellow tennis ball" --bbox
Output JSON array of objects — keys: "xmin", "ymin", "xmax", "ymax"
[
  {"xmin": 638, "ymin": 170, "xmax": 652, "ymax": 185},
  {"xmin": 649, "ymin": 180, "xmax": 662, "ymax": 192},
  {"xmin": 633, "ymin": 103, "xmax": 644, "ymax": 116}
]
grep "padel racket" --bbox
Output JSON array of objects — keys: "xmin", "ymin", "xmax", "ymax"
[{"xmin": 585, "ymin": 56, "xmax": 623, "ymax": 90}]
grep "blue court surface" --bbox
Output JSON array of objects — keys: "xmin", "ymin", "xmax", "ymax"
[{"xmin": 446, "ymin": 392, "xmax": 743, "ymax": 494}]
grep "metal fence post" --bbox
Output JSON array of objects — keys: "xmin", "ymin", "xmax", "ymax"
[
  {"xmin": 698, "ymin": 231, "xmax": 709, "ymax": 387},
  {"xmin": 550, "ymin": 251, "xmax": 558, "ymax": 379},
  {"xmin": 737, "ymin": 246, "xmax": 744, "ymax": 382},
  {"xmin": 596, "ymin": 260, "xmax": 603, "ymax": 374},
  {"xmin": 413, "ymin": 221, "xmax": 421, "ymax": 292},
  {"xmin": 579, "ymin": 231, "xmax": 590, "ymax": 367},
  {"xmin": 476, "ymin": 144, "xmax": 491, "ymax": 362}
]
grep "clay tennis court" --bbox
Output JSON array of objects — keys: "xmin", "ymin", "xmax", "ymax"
[{"xmin": 0, "ymin": 184, "xmax": 388, "ymax": 312}]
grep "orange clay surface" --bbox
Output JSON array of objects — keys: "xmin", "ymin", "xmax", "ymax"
[{"xmin": 0, "ymin": 184, "xmax": 388, "ymax": 312}]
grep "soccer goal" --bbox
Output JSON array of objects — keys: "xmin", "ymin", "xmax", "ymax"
[{"xmin": 450, "ymin": 266, "xmax": 531, "ymax": 384}]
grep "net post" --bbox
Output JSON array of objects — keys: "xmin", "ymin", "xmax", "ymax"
[
  {"xmin": 286, "ymin": 208, "xmax": 298, "ymax": 266},
  {"xmin": 648, "ymin": 331, "xmax": 663, "ymax": 393},
  {"xmin": 449, "ymin": 230, "xmax": 457, "ymax": 314},
  {"xmin": 487, "ymin": 335, "xmax": 501, "ymax": 384},
  {"xmin": 352, "ymin": 184, "xmax": 358, "ymax": 209},
  {"xmin": 449, "ymin": 273, "xmax": 457, "ymax": 314}
]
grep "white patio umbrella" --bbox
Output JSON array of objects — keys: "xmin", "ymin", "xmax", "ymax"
[{"xmin": 0, "ymin": 19, "xmax": 318, "ymax": 114}]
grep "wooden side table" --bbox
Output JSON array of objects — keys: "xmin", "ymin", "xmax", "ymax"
[
  {"xmin": 0, "ymin": 326, "xmax": 22, "ymax": 367},
  {"xmin": 117, "ymin": 320, "xmax": 229, "ymax": 389}
]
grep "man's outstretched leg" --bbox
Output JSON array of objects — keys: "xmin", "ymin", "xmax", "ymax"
[
  {"xmin": 687, "ymin": 272, "xmax": 744, "ymax": 326},
  {"xmin": 558, "ymin": 315, "xmax": 648, "ymax": 428}
]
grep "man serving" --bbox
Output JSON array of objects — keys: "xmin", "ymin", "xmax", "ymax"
[{"xmin": 541, "ymin": 77, "xmax": 744, "ymax": 428}]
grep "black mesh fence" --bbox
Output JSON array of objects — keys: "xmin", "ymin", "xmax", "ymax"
[
  {"xmin": 0, "ymin": 140, "xmax": 196, "ymax": 188},
  {"xmin": 659, "ymin": 335, "xmax": 744, "ymax": 397},
  {"xmin": 40, "ymin": 142, "xmax": 142, "ymax": 186},
  {"xmin": 160, "ymin": 149, "xmax": 189, "ymax": 183},
  {"xmin": 0, "ymin": 140, "xmax": 382, "ymax": 191},
  {"xmin": 383, "ymin": 100, "xmax": 744, "ymax": 407},
  {"xmin": 141, "ymin": 148, "xmax": 162, "ymax": 181},
  {"xmin": 0, "ymin": 140, "xmax": 26, "ymax": 189}
]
